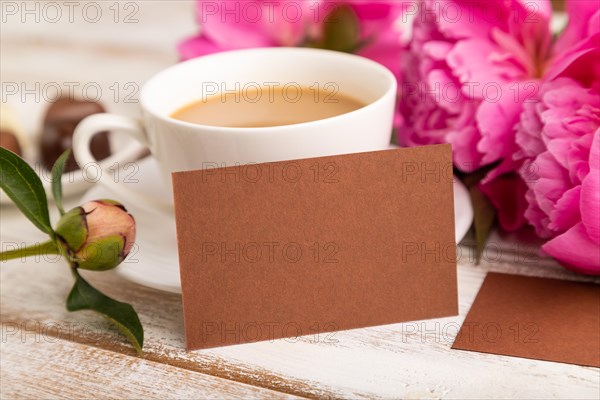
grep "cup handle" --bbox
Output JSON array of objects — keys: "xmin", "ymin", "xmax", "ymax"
[
  {"xmin": 73, "ymin": 113, "xmax": 171, "ymax": 211},
  {"xmin": 73, "ymin": 114, "xmax": 149, "ymax": 169}
]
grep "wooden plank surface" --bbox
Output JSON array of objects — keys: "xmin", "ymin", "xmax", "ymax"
[
  {"xmin": 1, "ymin": 325, "xmax": 298, "ymax": 400},
  {"xmin": 2, "ymin": 2, "xmax": 600, "ymax": 399},
  {"xmin": 2, "ymin": 207, "xmax": 599, "ymax": 399}
]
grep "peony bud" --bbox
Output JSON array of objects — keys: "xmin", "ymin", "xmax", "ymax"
[{"xmin": 55, "ymin": 200, "xmax": 136, "ymax": 271}]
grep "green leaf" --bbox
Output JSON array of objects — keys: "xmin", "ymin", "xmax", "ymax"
[
  {"xmin": 469, "ymin": 186, "xmax": 496, "ymax": 264},
  {"xmin": 455, "ymin": 159, "xmax": 502, "ymax": 188},
  {"xmin": 51, "ymin": 149, "xmax": 71, "ymax": 215},
  {"xmin": 67, "ymin": 269, "xmax": 144, "ymax": 354},
  {"xmin": 0, "ymin": 147, "xmax": 53, "ymax": 235},
  {"xmin": 390, "ymin": 128, "xmax": 398, "ymax": 146},
  {"xmin": 322, "ymin": 5, "xmax": 361, "ymax": 53}
]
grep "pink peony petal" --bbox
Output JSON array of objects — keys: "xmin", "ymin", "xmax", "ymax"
[
  {"xmin": 580, "ymin": 130, "xmax": 600, "ymax": 244},
  {"xmin": 198, "ymin": 6, "xmax": 275, "ymax": 48},
  {"xmin": 358, "ymin": 29, "xmax": 403, "ymax": 82},
  {"xmin": 548, "ymin": 186, "xmax": 581, "ymax": 233},
  {"xmin": 447, "ymin": 38, "xmax": 512, "ymax": 98},
  {"xmin": 515, "ymin": 100, "xmax": 546, "ymax": 159},
  {"xmin": 542, "ymin": 222, "xmax": 600, "ymax": 275},
  {"xmin": 523, "ymin": 181, "xmax": 552, "ymax": 238},
  {"xmin": 435, "ymin": 0, "xmax": 511, "ymax": 40},
  {"xmin": 476, "ymin": 85, "xmax": 524, "ymax": 168},
  {"xmin": 545, "ymin": 33, "xmax": 600, "ymax": 83},
  {"xmin": 554, "ymin": 1, "xmax": 600, "ymax": 53},
  {"xmin": 546, "ymin": 139, "xmax": 573, "ymax": 170},
  {"xmin": 349, "ymin": 0, "xmax": 404, "ymax": 40},
  {"xmin": 426, "ymin": 68, "xmax": 464, "ymax": 114},
  {"xmin": 196, "ymin": 0, "xmax": 319, "ymax": 48},
  {"xmin": 567, "ymin": 134, "xmax": 595, "ymax": 185},
  {"xmin": 590, "ymin": 10, "xmax": 600, "ymax": 36},
  {"xmin": 422, "ymin": 41, "xmax": 453, "ymax": 61},
  {"xmin": 448, "ymin": 123, "xmax": 483, "ymax": 172},
  {"xmin": 530, "ymin": 152, "xmax": 571, "ymax": 217},
  {"xmin": 177, "ymin": 35, "xmax": 231, "ymax": 60},
  {"xmin": 479, "ymin": 174, "xmax": 528, "ymax": 231}
]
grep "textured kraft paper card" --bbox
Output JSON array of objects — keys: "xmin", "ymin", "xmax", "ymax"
[
  {"xmin": 172, "ymin": 145, "xmax": 457, "ymax": 350},
  {"xmin": 453, "ymin": 273, "xmax": 600, "ymax": 367}
]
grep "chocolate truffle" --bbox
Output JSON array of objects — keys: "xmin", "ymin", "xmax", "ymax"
[
  {"xmin": 0, "ymin": 129, "xmax": 22, "ymax": 156},
  {"xmin": 40, "ymin": 98, "xmax": 110, "ymax": 172},
  {"xmin": 0, "ymin": 104, "xmax": 28, "ymax": 157}
]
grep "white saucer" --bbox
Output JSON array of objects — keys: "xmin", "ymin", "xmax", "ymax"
[{"xmin": 80, "ymin": 157, "xmax": 474, "ymax": 294}]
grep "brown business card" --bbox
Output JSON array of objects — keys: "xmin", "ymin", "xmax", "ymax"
[
  {"xmin": 453, "ymin": 272, "xmax": 600, "ymax": 367},
  {"xmin": 172, "ymin": 145, "xmax": 458, "ymax": 350}
]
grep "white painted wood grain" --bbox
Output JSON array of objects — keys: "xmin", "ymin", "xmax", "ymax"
[{"xmin": 0, "ymin": 325, "xmax": 298, "ymax": 399}]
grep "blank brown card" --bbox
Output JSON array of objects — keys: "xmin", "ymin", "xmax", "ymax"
[
  {"xmin": 172, "ymin": 145, "xmax": 458, "ymax": 350},
  {"xmin": 453, "ymin": 272, "xmax": 600, "ymax": 367}
]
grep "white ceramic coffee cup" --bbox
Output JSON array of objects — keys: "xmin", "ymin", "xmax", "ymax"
[{"xmin": 73, "ymin": 47, "xmax": 397, "ymax": 211}]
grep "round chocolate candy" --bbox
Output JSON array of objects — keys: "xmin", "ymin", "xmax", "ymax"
[
  {"xmin": 40, "ymin": 98, "xmax": 110, "ymax": 172},
  {"xmin": 0, "ymin": 104, "xmax": 29, "ymax": 157},
  {"xmin": 0, "ymin": 129, "xmax": 22, "ymax": 156}
]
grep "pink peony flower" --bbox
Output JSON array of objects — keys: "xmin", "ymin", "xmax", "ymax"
[
  {"xmin": 515, "ymin": 2, "xmax": 600, "ymax": 275},
  {"xmin": 178, "ymin": 1, "xmax": 405, "ymax": 83},
  {"xmin": 178, "ymin": 1, "xmax": 319, "ymax": 57},
  {"xmin": 517, "ymin": 78, "xmax": 599, "ymax": 275},
  {"xmin": 399, "ymin": 0, "xmax": 554, "ymax": 231}
]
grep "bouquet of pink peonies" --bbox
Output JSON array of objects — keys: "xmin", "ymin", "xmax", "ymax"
[
  {"xmin": 179, "ymin": 0, "xmax": 600, "ymax": 274},
  {"xmin": 398, "ymin": 0, "xmax": 599, "ymax": 274}
]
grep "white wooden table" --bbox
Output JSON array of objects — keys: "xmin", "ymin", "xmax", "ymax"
[{"xmin": 2, "ymin": 2, "xmax": 599, "ymax": 398}]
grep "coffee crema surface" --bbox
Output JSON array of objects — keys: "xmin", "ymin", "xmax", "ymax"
[{"xmin": 171, "ymin": 86, "xmax": 365, "ymax": 128}]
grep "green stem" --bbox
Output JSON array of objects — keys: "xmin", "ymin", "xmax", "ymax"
[{"xmin": 0, "ymin": 240, "xmax": 61, "ymax": 262}]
